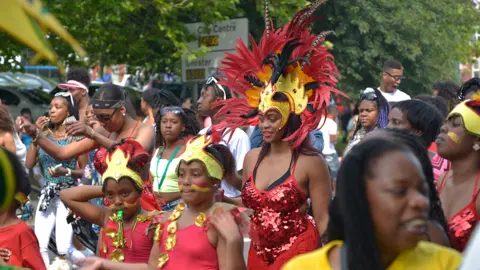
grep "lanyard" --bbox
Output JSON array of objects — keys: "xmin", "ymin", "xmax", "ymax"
[{"xmin": 156, "ymin": 145, "xmax": 181, "ymax": 191}]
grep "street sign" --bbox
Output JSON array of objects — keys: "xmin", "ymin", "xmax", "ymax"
[{"xmin": 182, "ymin": 18, "xmax": 248, "ymax": 82}]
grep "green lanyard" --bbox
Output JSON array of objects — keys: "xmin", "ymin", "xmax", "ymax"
[{"xmin": 156, "ymin": 145, "xmax": 181, "ymax": 191}]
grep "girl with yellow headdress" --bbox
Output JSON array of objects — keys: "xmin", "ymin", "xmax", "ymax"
[
  {"xmin": 60, "ymin": 140, "xmax": 154, "ymax": 264},
  {"xmin": 436, "ymin": 90, "xmax": 480, "ymax": 251},
  {"xmin": 75, "ymin": 132, "xmax": 249, "ymax": 270}
]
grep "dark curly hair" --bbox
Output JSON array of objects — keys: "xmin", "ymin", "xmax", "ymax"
[
  {"xmin": 432, "ymin": 81, "xmax": 459, "ymax": 111},
  {"xmin": 154, "ymin": 107, "xmax": 200, "ymax": 148},
  {"xmin": 66, "ymin": 67, "xmax": 91, "ymax": 88},
  {"xmin": 152, "ymin": 89, "xmax": 181, "ymax": 110},
  {"xmin": 205, "ymin": 144, "xmax": 236, "ymax": 181}
]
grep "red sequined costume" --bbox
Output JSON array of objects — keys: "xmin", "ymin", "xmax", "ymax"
[
  {"xmin": 438, "ymin": 172, "xmax": 480, "ymax": 251},
  {"xmin": 242, "ymin": 156, "xmax": 319, "ymax": 269},
  {"xmin": 212, "ymin": 1, "xmax": 343, "ymax": 268}
]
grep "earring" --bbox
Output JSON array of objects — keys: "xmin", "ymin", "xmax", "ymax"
[
  {"xmin": 122, "ymin": 113, "xmax": 126, "ymax": 116},
  {"xmin": 474, "ymin": 144, "xmax": 480, "ymax": 151}
]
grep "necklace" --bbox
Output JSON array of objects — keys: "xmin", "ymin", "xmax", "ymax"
[
  {"xmin": 156, "ymin": 202, "xmax": 207, "ymax": 268},
  {"xmin": 102, "ymin": 210, "xmax": 152, "ymax": 262},
  {"xmin": 156, "ymin": 145, "xmax": 182, "ymax": 191}
]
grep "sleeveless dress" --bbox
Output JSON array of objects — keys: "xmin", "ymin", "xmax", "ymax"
[
  {"xmin": 99, "ymin": 213, "xmax": 153, "ymax": 263},
  {"xmin": 438, "ymin": 171, "xmax": 480, "ymax": 251},
  {"xmin": 157, "ymin": 220, "xmax": 219, "ymax": 270},
  {"xmin": 38, "ymin": 137, "xmax": 78, "ymax": 211},
  {"xmin": 242, "ymin": 155, "xmax": 319, "ymax": 269}
]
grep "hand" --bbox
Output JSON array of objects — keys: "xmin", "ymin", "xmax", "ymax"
[
  {"xmin": 75, "ymin": 257, "xmax": 105, "ymax": 270},
  {"xmin": 35, "ymin": 116, "xmax": 50, "ymax": 130},
  {"xmin": 15, "ymin": 116, "xmax": 24, "ymax": 132},
  {"xmin": 48, "ymin": 166, "xmax": 69, "ymax": 177},
  {"xmin": 21, "ymin": 118, "xmax": 38, "ymax": 137},
  {"xmin": 88, "ymin": 119, "xmax": 101, "ymax": 129},
  {"xmin": 0, "ymin": 248, "xmax": 11, "ymax": 263},
  {"xmin": 66, "ymin": 121, "xmax": 94, "ymax": 138},
  {"xmin": 209, "ymin": 211, "xmax": 242, "ymax": 244}
]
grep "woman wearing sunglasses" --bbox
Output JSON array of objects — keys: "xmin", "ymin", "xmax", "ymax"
[
  {"xmin": 343, "ymin": 88, "xmax": 390, "ymax": 156},
  {"xmin": 22, "ymin": 84, "xmax": 157, "ymax": 210},
  {"xmin": 151, "ymin": 106, "xmax": 199, "ymax": 211},
  {"xmin": 24, "ymin": 92, "xmax": 87, "ymax": 267}
]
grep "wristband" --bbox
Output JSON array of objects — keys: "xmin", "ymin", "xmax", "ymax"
[{"xmin": 65, "ymin": 168, "xmax": 72, "ymax": 177}]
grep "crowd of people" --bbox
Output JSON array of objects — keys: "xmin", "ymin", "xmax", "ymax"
[{"xmin": 1, "ymin": 1, "xmax": 480, "ymax": 270}]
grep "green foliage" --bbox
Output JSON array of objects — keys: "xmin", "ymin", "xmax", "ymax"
[{"xmin": 314, "ymin": 0, "xmax": 480, "ymax": 96}]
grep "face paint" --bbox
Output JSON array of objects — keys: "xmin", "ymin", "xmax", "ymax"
[
  {"xmin": 447, "ymin": 131, "xmax": 461, "ymax": 144},
  {"xmin": 191, "ymin": 180, "xmax": 211, "ymax": 192},
  {"xmin": 103, "ymin": 197, "xmax": 139, "ymax": 209}
]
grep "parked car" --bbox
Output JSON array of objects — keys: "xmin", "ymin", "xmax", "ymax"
[
  {"xmin": 3, "ymin": 72, "xmax": 55, "ymax": 93},
  {"xmin": 0, "ymin": 85, "xmax": 51, "ymax": 118}
]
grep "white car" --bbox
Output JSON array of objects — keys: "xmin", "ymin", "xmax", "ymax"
[{"xmin": 0, "ymin": 86, "xmax": 50, "ymax": 119}]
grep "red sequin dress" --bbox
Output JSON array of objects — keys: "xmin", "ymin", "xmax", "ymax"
[
  {"xmin": 430, "ymin": 150, "xmax": 451, "ymax": 188},
  {"xmin": 438, "ymin": 171, "xmax": 480, "ymax": 251},
  {"xmin": 242, "ymin": 156, "xmax": 319, "ymax": 269}
]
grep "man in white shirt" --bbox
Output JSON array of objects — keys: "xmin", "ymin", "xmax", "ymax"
[
  {"xmin": 368, "ymin": 59, "xmax": 410, "ymax": 103},
  {"xmin": 197, "ymin": 76, "xmax": 251, "ymax": 199},
  {"xmin": 319, "ymin": 105, "xmax": 340, "ymax": 182}
]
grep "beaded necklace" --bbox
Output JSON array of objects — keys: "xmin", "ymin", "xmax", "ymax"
[{"xmin": 155, "ymin": 202, "xmax": 207, "ymax": 268}]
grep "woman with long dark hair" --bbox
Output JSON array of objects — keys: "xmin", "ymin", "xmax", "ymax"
[
  {"xmin": 343, "ymin": 88, "xmax": 390, "ymax": 156},
  {"xmin": 284, "ymin": 139, "xmax": 461, "ymax": 270},
  {"xmin": 25, "ymin": 92, "xmax": 87, "ymax": 266},
  {"xmin": 150, "ymin": 106, "xmax": 199, "ymax": 210},
  {"xmin": 213, "ymin": 2, "xmax": 337, "ymax": 268}
]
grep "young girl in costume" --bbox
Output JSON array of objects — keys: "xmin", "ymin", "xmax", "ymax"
[
  {"xmin": 60, "ymin": 140, "xmax": 154, "ymax": 263},
  {"xmin": 76, "ymin": 132, "xmax": 248, "ymax": 270}
]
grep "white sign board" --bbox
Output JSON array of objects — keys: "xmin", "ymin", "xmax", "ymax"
[{"xmin": 181, "ymin": 18, "xmax": 248, "ymax": 82}]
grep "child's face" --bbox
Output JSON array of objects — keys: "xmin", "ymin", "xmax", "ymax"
[
  {"xmin": 177, "ymin": 161, "xmax": 217, "ymax": 205},
  {"xmin": 103, "ymin": 177, "xmax": 141, "ymax": 220}
]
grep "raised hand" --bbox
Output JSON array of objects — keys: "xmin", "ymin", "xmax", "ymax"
[
  {"xmin": 66, "ymin": 121, "xmax": 94, "ymax": 138},
  {"xmin": 209, "ymin": 211, "xmax": 242, "ymax": 244},
  {"xmin": 35, "ymin": 116, "xmax": 50, "ymax": 130}
]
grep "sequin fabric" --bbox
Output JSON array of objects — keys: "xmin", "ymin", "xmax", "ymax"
[
  {"xmin": 242, "ymin": 176, "xmax": 309, "ymax": 265},
  {"xmin": 447, "ymin": 207, "xmax": 478, "ymax": 251}
]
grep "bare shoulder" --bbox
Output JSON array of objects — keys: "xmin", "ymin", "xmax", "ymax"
[
  {"xmin": 298, "ymin": 153, "xmax": 327, "ymax": 168},
  {"xmin": 139, "ymin": 122, "xmax": 154, "ymax": 132},
  {"xmin": 245, "ymin": 148, "xmax": 261, "ymax": 163}
]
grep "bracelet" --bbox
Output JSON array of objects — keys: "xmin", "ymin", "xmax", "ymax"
[
  {"xmin": 32, "ymin": 129, "xmax": 40, "ymax": 146},
  {"xmin": 65, "ymin": 168, "xmax": 72, "ymax": 177}
]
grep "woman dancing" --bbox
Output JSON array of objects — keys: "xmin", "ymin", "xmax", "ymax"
[
  {"xmin": 25, "ymin": 92, "xmax": 86, "ymax": 266},
  {"xmin": 212, "ymin": 1, "xmax": 340, "ymax": 268}
]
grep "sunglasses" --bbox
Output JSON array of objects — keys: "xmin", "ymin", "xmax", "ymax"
[
  {"xmin": 160, "ymin": 106, "xmax": 184, "ymax": 115},
  {"xmin": 206, "ymin": 76, "xmax": 227, "ymax": 100},
  {"xmin": 360, "ymin": 91, "xmax": 378, "ymax": 101},
  {"xmin": 54, "ymin": 92, "xmax": 75, "ymax": 105},
  {"xmin": 384, "ymin": 71, "xmax": 406, "ymax": 81},
  {"xmin": 96, "ymin": 108, "xmax": 119, "ymax": 123}
]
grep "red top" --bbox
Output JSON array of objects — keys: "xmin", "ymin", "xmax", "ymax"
[
  {"xmin": 438, "ymin": 171, "xmax": 480, "ymax": 251},
  {"xmin": 242, "ymin": 157, "xmax": 312, "ymax": 265},
  {"xmin": 99, "ymin": 215, "xmax": 153, "ymax": 263},
  {"xmin": 0, "ymin": 221, "xmax": 46, "ymax": 269},
  {"xmin": 158, "ymin": 221, "xmax": 218, "ymax": 270}
]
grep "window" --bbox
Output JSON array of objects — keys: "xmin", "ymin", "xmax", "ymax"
[{"xmin": 0, "ymin": 89, "xmax": 20, "ymax": 105}]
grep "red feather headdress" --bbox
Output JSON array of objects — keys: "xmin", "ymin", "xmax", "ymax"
[{"xmin": 214, "ymin": 0, "xmax": 346, "ymax": 148}]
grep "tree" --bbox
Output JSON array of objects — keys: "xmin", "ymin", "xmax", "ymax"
[{"xmin": 313, "ymin": 0, "xmax": 480, "ymax": 96}]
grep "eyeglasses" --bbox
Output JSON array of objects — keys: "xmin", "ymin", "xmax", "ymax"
[
  {"xmin": 96, "ymin": 108, "xmax": 119, "ymax": 123},
  {"xmin": 384, "ymin": 71, "xmax": 406, "ymax": 81},
  {"xmin": 160, "ymin": 106, "xmax": 184, "ymax": 115},
  {"xmin": 206, "ymin": 76, "xmax": 227, "ymax": 100},
  {"xmin": 54, "ymin": 92, "xmax": 75, "ymax": 105}
]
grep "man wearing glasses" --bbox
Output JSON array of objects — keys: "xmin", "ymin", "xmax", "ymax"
[{"xmin": 367, "ymin": 59, "xmax": 410, "ymax": 103}]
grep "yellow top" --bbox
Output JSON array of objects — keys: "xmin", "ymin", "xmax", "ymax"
[{"xmin": 282, "ymin": 240, "xmax": 462, "ymax": 270}]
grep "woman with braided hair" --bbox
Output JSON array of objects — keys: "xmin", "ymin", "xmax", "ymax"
[
  {"xmin": 212, "ymin": 1, "xmax": 343, "ymax": 268},
  {"xmin": 150, "ymin": 106, "xmax": 199, "ymax": 211},
  {"xmin": 343, "ymin": 88, "xmax": 390, "ymax": 156}
]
